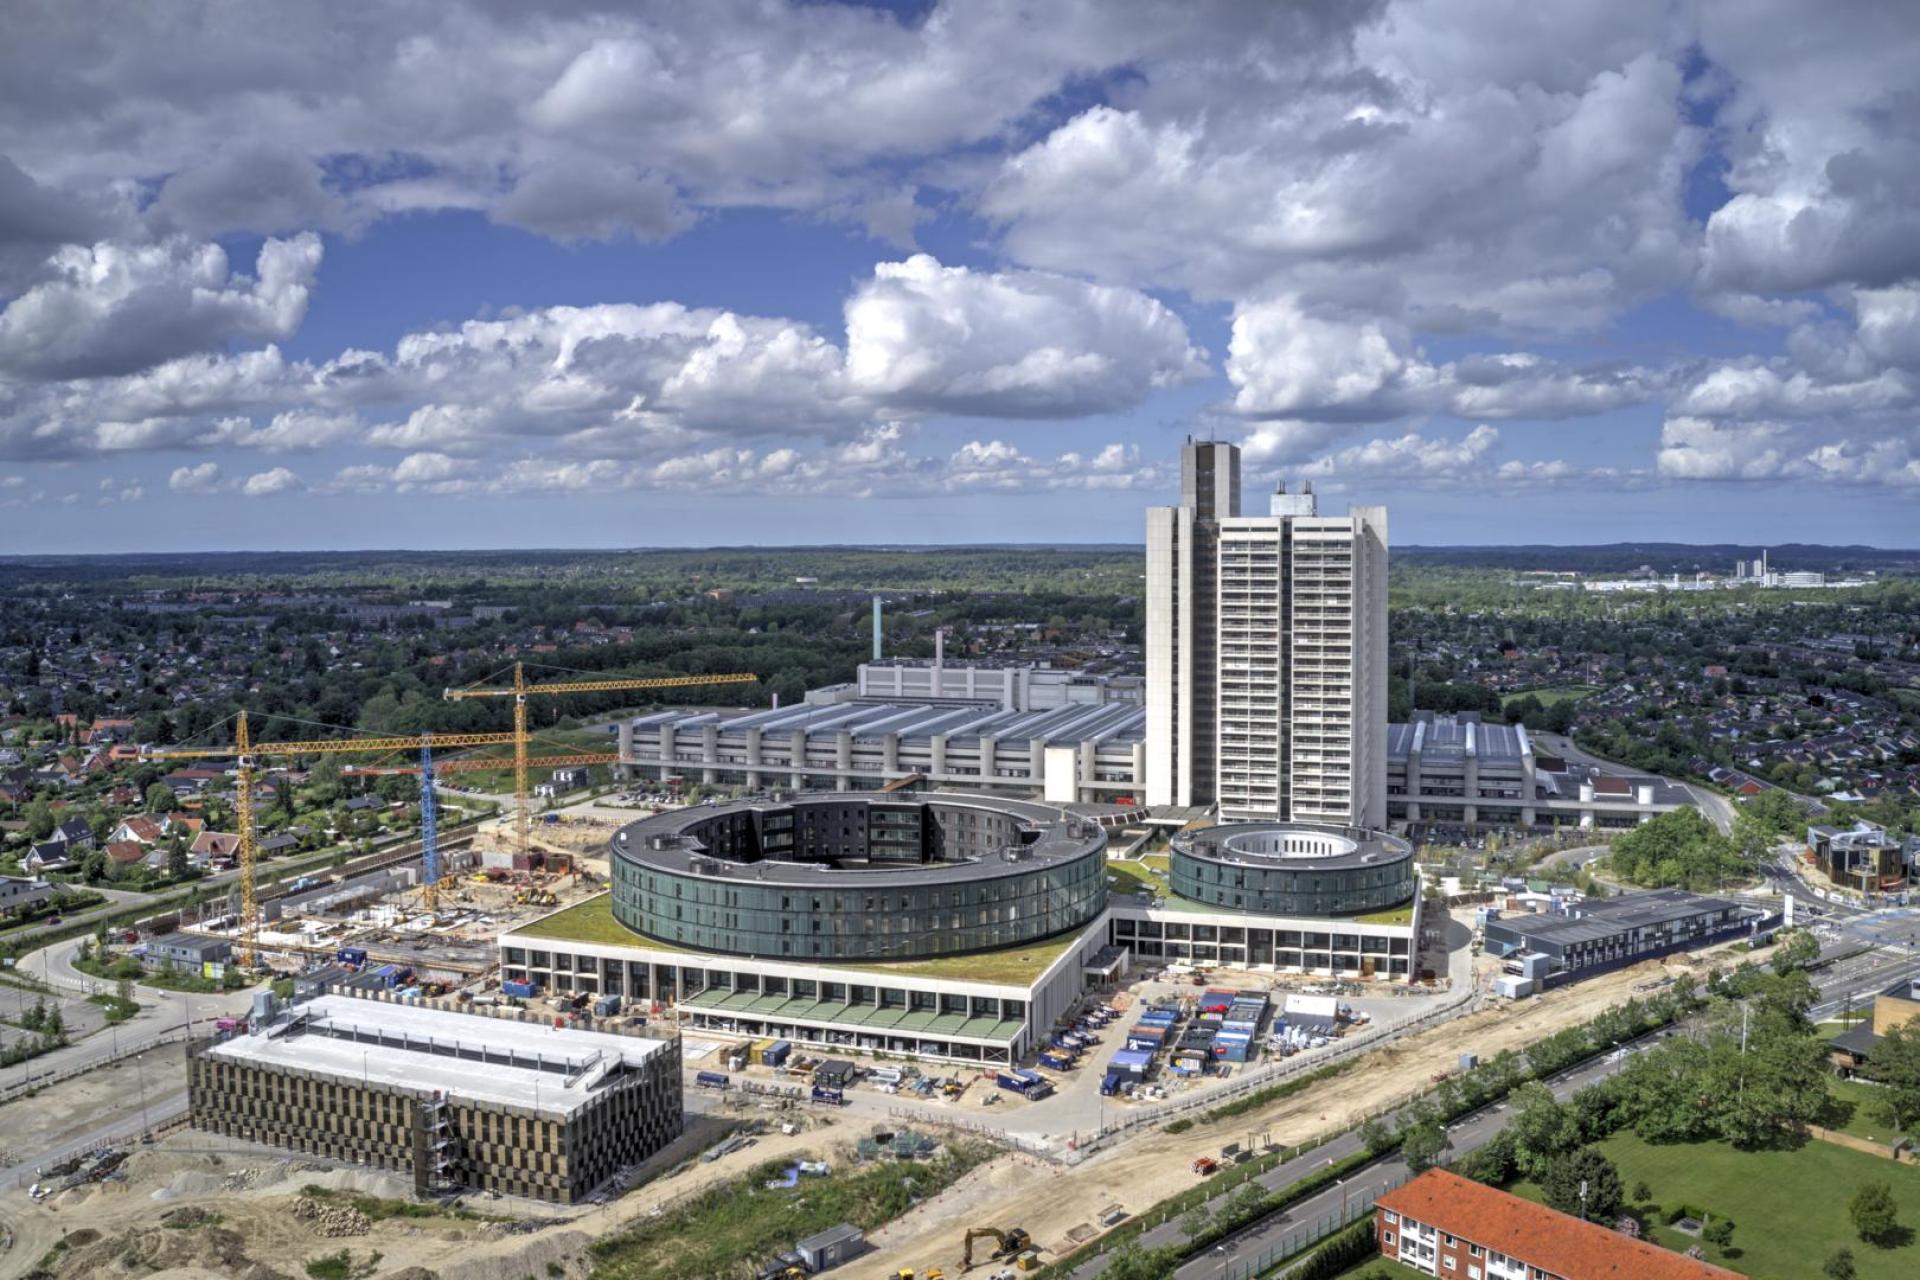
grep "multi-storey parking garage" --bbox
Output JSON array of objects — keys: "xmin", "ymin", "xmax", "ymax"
[{"xmin": 609, "ymin": 794, "xmax": 1109, "ymax": 961}]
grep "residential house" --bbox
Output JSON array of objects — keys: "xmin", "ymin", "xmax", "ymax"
[
  {"xmin": 24, "ymin": 843, "xmax": 73, "ymax": 873},
  {"xmin": 0, "ymin": 875, "xmax": 55, "ymax": 918},
  {"xmin": 52, "ymin": 818, "xmax": 94, "ymax": 850},
  {"xmin": 190, "ymin": 831, "xmax": 241, "ymax": 867}
]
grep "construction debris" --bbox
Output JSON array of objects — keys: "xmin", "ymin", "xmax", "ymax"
[{"xmin": 291, "ymin": 1194, "xmax": 373, "ymax": 1237}]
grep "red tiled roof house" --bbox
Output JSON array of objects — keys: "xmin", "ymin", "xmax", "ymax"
[{"xmin": 1375, "ymin": 1169, "xmax": 1738, "ymax": 1280}]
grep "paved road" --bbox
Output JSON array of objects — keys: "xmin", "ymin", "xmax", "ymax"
[
  {"xmin": 1530, "ymin": 733, "xmax": 1734, "ymax": 835},
  {"xmin": 2, "ymin": 933, "xmax": 255, "ymax": 1099}
]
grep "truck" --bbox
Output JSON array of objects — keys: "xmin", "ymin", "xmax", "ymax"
[
  {"xmin": 695, "ymin": 1071, "xmax": 732, "ymax": 1090},
  {"xmin": 810, "ymin": 1085, "xmax": 845, "ymax": 1105}
]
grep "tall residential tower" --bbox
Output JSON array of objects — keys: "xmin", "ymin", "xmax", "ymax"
[{"xmin": 1146, "ymin": 441, "xmax": 1387, "ymax": 827}]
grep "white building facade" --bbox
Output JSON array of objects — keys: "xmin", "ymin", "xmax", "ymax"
[{"xmin": 1147, "ymin": 439, "xmax": 1388, "ymax": 826}]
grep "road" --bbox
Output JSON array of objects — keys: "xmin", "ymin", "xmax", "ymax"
[{"xmin": 1, "ymin": 933, "xmax": 255, "ymax": 1100}]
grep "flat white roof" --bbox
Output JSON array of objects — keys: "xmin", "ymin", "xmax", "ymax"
[{"xmin": 206, "ymin": 995, "xmax": 671, "ymax": 1116}]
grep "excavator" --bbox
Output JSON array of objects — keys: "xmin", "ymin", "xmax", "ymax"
[{"xmin": 961, "ymin": 1226, "xmax": 1033, "ymax": 1270}]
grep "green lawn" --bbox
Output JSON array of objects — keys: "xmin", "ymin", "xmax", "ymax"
[
  {"xmin": 512, "ymin": 892, "xmax": 1083, "ymax": 983},
  {"xmin": 1825, "ymin": 1076, "xmax": 1909, "ymax": 1145},
  {"xmin": 1330, "ymin": 1259, "xmax": 1428, "ymax": 1280},
  {"xmin": 1351, "ymin": 903, "xmax": 1416, "ymax": 926},
  {"xmin": 1503, "ymin": 684, "xmax": 1599, "ymax": 709},
  {"xmin": 1106, "ymin": 858, "xmax": 1165, "ymax": 897},
  {"xmin": 1511, "ymin": 1130, "xmax": 1920, "ymax": 1279}
]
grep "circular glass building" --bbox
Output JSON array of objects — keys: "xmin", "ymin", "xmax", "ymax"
[
  {"xmin": 609, "ymin": 793, "xmax": 1107, "ymax": 961},
  {"xmin": 1169, "ymin": 822, "xmax": 1415, "ymax": 917}
]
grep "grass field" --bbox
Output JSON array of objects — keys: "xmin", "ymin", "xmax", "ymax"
[
  {"xmin": 1331, "ymin": 1258, "xmax": 1427, "ymax": 1280},
  {"xmin": 1502, "ymin": 683, "xmax": 1599, "ymax": 709},
  {"xmin": 1826, "ymin": 1076, "xmax": 1908, "ymax": 1144},
  {"xmin": 513, "ymin": 891, "xmax": 1084, "ymax": 983},
  {"xmin": 1509, "ymin": 1130, "xmax": 1920, "ymax": 1278}
]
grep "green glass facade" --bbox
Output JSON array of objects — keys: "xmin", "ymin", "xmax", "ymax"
[
  {"xmin": 1169, "ymin": 824, "xmax": 1414, "ymax": 917},
  {"xmin": 609, "ymin": 795, "xmax": 1108, "ymax": 961}
]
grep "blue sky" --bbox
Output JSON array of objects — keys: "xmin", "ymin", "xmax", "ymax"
[{"xmin": 2, "ymin": 1, "xmax": 1918, "ymax": 552}]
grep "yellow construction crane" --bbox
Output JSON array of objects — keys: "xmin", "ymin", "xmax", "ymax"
[
  {"xmin": 340, "ymin": 751, "xmax": 616, "ymax": 778},
  {"xmin": 146, "ymin": 716, "xmax": 518, "ymax": 965},
  {"xmin": 444, "ymin": 663, "xmax": 757, "ymax": 855}
]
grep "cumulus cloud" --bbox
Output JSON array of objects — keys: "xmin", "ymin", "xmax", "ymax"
[
  {"xmin": 844, "ymin": 255, "xmax": 1206, "ymax": 418},
  {"xmin": 1225, "ymin": 297, "xmax": 1661, "ymax": 422},
  {"xmin": 240, "ymin": 466, "xmax": 302, "ymax": 496},
  {"xmin": 168, "ymin": 461, "xmax": 222, "ymax": 493},
  {"xmin": 0, "ymin": 234, "xmax": 321, "ymax": 380}
]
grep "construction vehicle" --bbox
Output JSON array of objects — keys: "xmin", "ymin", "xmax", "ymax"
[{"xmin": 961, "ymin": 1226, "xmax": 1032, "ymax": 1270}]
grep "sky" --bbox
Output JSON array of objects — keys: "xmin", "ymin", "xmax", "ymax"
[{"xmin": 3, "ymin": 0, "xmax": 1920, "ymax": 553}]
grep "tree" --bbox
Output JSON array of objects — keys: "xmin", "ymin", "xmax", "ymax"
[
  {"xmin": 1399, "ymin": 1117, "xmax": 1451, "ymax": 1173},
  {"xmin": 1360, "ymin": 1115, "xmax": 1396, "ymax": 1156},
  {"xmin": 1179, "ymin": 1206, "xmax": 1211, "ymax": 1242},
  {"xmin": 1703, "ymin": 1216, "xmax": 1734, "ymax": 1249},
  {"xmin": 166, "ymin": 832, "xmax": 189, "ymax": 880},
  {"xmin": 1506, "ymin": 1082, "xmax": 1580, "ymax": 1176},
  {"xmin": 1632, "ymin": 1180, "xmax": 1653, "ymax": 1203},
  {"xmin": 1825, "ymin": 1247, "xmax": 1857, "ymax": 1280},
  {"xmin": 1539, "ymin": 1147, "xmax": 1623, "ymax": 1222},
  {"xmin": 24, "ymin": 798, "xmax": 54, "ymax": 841},
  {"xmin": 1225, "ymin": 1179, "xmax": 1267, "ymax": 1224},
  {"xmin": 145, "ymin": 783, "xmax": 178, "ymax": 813},
  {"xmin": 1770, "ymin": 927, "xmax": 1820, "ymax": 975},
  {"xmin": 1867, "ymin": 1022, "xmax": 1920, "ymax": 1133},
  {"xmin": 1850, "ymin": 1182, "xmax": 1899, "ymax": 1246}
]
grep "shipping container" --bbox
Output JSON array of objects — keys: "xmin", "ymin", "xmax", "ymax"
[
  {"xmin": 765, "ymin": 1040, "xmax": 792, "ymax": 1068},
  {"xmin": 810, "ymin": 1085, "xmax": 845, "ymax": 1105},
  {"xmin": 1037, "ymin": 1051, "xmax": 1075, "ymax": 1072},
  {"xmin": 501, "ymin": 979, "xmax": 538, "ymax": 998},
  {"xmin": 695, "ymin": 1071, "xmax": 732, "ymax": 1089}
]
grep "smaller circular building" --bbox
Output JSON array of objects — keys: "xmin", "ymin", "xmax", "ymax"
[
  {"xmin": 1169, "ymin": 822, "xmax": 1414, "ymax": 918},
  {"xmin": 609, "ymin": 792, "xmax": 1107, "ymax": 961}
]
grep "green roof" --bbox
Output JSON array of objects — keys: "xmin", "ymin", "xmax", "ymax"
[{"xmin": 511, "ymin": 893, "xmax": 1082, "ymax": 986}]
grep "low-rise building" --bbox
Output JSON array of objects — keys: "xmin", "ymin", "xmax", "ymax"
[
  {"xmin": 144, "ymin": 932, "xmax": 233, "ymax": 972},
  {"xmin": 1829, "ymin": 975, "xmax": 1920, "ymax": 1073},
  {"xmin": 0, "ymin": 874, "xmax": 54, "ymax": 918},
  {"xmin": 1482, "ymin": 888, "xmax": 1762, "ymax": 982},
  {"xmin": 1387, "ymin": 713, "xmax": 1692, "ymax": 831},
  {"xmin": 1806, "ymin": 820, "xmax": 1908, "ymax": 894},
  {"xmin": 1378, "ymin": 1169, "xmax": 1738, "ymax": 1278}
]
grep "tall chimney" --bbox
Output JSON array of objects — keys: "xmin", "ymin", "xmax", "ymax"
[
  {"xmin": 872, "ymin": 595, "xmax": 882, "ymax": 662},
  {"xmin": 934, "ymin": 627, "xmax": 945, "ymax": 670}
]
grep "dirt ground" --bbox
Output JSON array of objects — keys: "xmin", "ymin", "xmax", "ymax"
[
  {"xmin": 0, "ymin": 1105, "xmax": 839, "ymax": 1280},
  {"xmin": 845, "ymin": 946, "xmax": 1730, "ymax": 1280}
]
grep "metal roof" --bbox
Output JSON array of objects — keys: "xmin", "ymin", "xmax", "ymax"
[{"xmin": 629, "ymin": 699, "xmax": 1145, "ymax": 748}]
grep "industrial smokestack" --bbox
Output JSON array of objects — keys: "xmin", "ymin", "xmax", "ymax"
[
  {"xmin": 934, "ymin": 627, "xmax": 945, "ymax": 670},
  {"xmin": 872, "ymin": 595, "xmax": 883, "ymax": 661}
]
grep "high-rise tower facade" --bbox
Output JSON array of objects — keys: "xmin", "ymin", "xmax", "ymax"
[
  {"xmin": 1145, "ymin": 439, "xmax": 1239, "ymax": 808},
  {"xmin": 1147, "ymin": 444, "xmax": 1387, "ymax": 828}
]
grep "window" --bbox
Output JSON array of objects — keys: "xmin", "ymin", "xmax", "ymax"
[
  {"xmin": 1382, "ymin": 1232, "xmax": 1395, "ymax": 1246},
  {"xmin": 1383, "ymin": 1211, "xmax": 1399, "ymax": 1225},
  {"xmin": 1469, "ymin": 1245, "xmax": 1482, "ymax": 1257}
]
